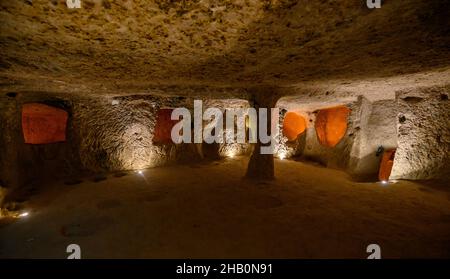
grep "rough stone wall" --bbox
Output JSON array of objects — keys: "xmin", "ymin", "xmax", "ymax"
[
  {"xmin": 0, "ymin": 93, "xmax": 187, "ymax": 199},
  {"xmin": 73, "ymin": 95, "xmax": 201, "ymax": 171},
  {"xmin": 348, "ymin": 97, "xmax": 398, "ymax": 180},
  {"xmin": 203, "ymin": 99, "xmax": 252, "ymax": 158},
  {"xmin": 391, "ymin": 86, "xmax": 450, "ymax": 180},
  {"xmin": 0, "ymin": 92, "xmax": 82, "ymax": 202},
  {"xmin": 0, "ymin": 92, "xmax": 253, "ymax": 200},
  {"xmin": 0, "ymin": 93, "xmax": 19, "ymax": 206},
  {"xmin": 1, "ymin": 96, "xmax": 14, "ymax": 190}
]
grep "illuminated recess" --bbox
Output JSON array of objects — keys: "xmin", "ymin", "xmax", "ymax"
[
  {"xmin": 379, "ymin": 149, "xmax": 396, "ymax": 181},
  {"xmin": 315, "ymin": 106, "xmax": 351, "ymax": 147},
  {"xmin": 282, "ymin": 112, "xmax": 306, "ymax": 142},
  {"xmin": 153, "ymin": 108, "xmax": 178, "ymax": 144},
  {"xmin": 22, "ymin": 103, "xmax": 68, "ymax": 144}
]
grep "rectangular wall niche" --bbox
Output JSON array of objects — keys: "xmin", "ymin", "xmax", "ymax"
[
  {"xmin": 153, "ymin": 108, "xmax": 178, "ymax": 144},
  {"xmin": 379, "ymin": 149, "xmax": 396, "ymax": 181},
  {"xmin": 22, "ymin": 103, "xmax": 68, "ymax": 144},
  {"xmin": 315, "ymin": 106, "xmax": 351, "ymax": 147}
]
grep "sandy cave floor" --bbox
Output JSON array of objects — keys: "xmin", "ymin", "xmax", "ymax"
[{"xmin": 0, "ymin": 157, "xmax": 449, "ymax": 259}]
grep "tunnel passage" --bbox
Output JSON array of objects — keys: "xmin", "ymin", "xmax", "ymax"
[
  {"xmin": 282, "ymin": 112, "xmax": 306, "ymax": 142},
  {"xmin": 315, "ymin": 106, "xmax": 351, "ymax": 148},
  {"xmin": 22, "ymin": 103, "xmax": 68, "ymax": 144},
  {"xmin": 379, "ymin": 149, "xmax": 396, "ymax": 181}
]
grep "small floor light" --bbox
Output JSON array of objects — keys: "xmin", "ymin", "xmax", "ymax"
[{"xmin": 19, "ymin": 212, "xmax": 29, "ymax": 218}]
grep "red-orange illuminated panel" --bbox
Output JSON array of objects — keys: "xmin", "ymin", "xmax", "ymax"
[
  {"xmin": 282, "ymin": 112, "xmax": 306, "ymax": 141},
  {"xmin": 315, "ymin": 106, "xmax": 351, "ymax": 147},
  {"xmin": 379, "ymin": 149, "xmax": 396, "ymax": 181},
  {"xmin": 153, "ymin": 108, "xmax": 178, "ymax": 144},
  {"xmin": 22, "ymin": 103, "xmax": 68, "ymax": 144}
]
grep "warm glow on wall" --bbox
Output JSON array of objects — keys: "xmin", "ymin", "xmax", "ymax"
[
  {"xmin": 282, "ymin": 112, "xmax": 306, "ymax": 141},
  {"xmin": 153, "ymin": 108, "xmax": 179, "ymax": 144},
  {"xmin": 22, "ymin": 103, "xmax": 68, "ymax": 144},
  {"xmin": 315, "ymin": 106, "xmax": 351, "ymax": 147},
  {"xmin": 119, "ymin": 123, "xmax": 154, "ymax": 170},
  {"xmin": 379, "ymin": 149, "xmax": 396, "ymax": 181}
]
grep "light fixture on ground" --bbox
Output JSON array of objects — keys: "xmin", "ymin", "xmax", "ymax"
[{"xmin": 19, "ymin": 212, "xmax": 29, "ymax": 218}]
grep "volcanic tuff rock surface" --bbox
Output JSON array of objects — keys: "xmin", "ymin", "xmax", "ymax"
[
  {"xmin": 0, "ymin": 0, "xmax": 449, "ymax": 95},
  {"xmin": 391, "ymin": 86, "xmax": 450, "ymax": 180}
]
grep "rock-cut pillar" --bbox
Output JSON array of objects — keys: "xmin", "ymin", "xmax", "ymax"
[{"xmin": 245, "ymin": 89, "xmax": 278, "ymax": 180}]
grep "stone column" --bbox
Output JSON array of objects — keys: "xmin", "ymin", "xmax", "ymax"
[{"xmin": 245, "ymin": 87, "xmax": 279, "ymax": 180}]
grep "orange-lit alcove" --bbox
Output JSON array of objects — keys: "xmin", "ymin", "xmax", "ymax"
[
  {"xmin": 315, "ymin": 106, "xmax": 351, "ymax": 147},
  {"xmin": 282, "ymin": 112, "xmax": 307, "ymax": 141},
  {"xmin": 153, "ymin": 108, "xmax": 178, "ymax": 144},
  {"xmin": 379, "ymin": 149, "xmax": 396, "ymax": 181},
  {"xmin": 22, "ymin": 103, "xmax": 68, "ymax": 144}
]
